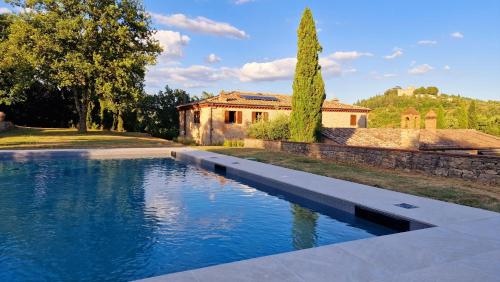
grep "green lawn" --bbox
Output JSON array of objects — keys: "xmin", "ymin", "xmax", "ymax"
[
  {"xmin": 203, "ymin": 147, "xmax": 500, "ymax": 212},
  {"xmin": 0, "ymin": 127, "xmax": 178, "ymax": 149}
]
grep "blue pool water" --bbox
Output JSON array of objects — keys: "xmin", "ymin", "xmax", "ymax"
[{"xmin": 0, "ymin": 158, "xmax": 396, "ymax": 281}]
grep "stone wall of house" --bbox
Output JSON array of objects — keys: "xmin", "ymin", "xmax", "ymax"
[
  {"xmin": 179, "ymin": 107, "xmax": 368, "ymax": 145},
  {"xmin": 244, "ymin": 138, "xmax": 500, "ymax": 184}
]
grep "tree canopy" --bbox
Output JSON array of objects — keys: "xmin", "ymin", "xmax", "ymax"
[
  {"xmin": 290, "ymin": 7, "xmax": 325, "ymax": 142},
  {"xmin": 0, "ymin": 0, "xmax": 161, "ymax": 132},
  {"xmin": 356, "ymin": 90, "xmax": 500, "ymax": 136}
]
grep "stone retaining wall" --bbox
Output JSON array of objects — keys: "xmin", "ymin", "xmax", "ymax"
[{"xmin": 244, "ymin": 138, "xmax": 500, "ymax": 184}]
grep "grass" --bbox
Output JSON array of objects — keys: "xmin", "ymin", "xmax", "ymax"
[
  {"xmin": 202, "ymin": 147, "xmax": 500, "ymax": 212},
  {"xmin": 0, "ymin": 127, "xmax": 178, "ymax": 149}
]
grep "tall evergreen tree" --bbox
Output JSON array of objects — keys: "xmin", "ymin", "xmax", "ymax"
[
  {"xmin": 436, "ymin": 105, "xmax": 446, "ymax": 129},
  {"xmin": 290, "ymin": 8, "xmax": 325, "ymax": 142},
  {"xmin": 468, "ymin": 100, "xmax": 478, "ymax": 129},
  {"xmin": 457, "ymin": 101, "xmax": 469, "ymax": 128}
]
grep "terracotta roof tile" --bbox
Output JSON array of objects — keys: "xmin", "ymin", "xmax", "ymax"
[
  {"xmin": 322, "ymin": 128, "xmax": 500, "ymax": 151},
  {"xmin": 179, "ymin": 91, "xmax": 370, "ymax": 111},
  {"xmin": 402, "ymin": 107, "xmax": 420, "ymax": 115},
  {"xmin": 419, "ymin": 129, "xmax": 500, "ymax": 150},
  {"xmin": 425, "ymin": 110, "xmax": 437, "ymax": 118}
]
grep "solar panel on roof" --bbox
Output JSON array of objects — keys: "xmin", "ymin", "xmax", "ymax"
[{"xmin": 240, "ymin": 95, "xmax": 279, "ymax": 101}]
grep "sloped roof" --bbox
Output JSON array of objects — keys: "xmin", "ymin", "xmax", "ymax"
[
  {"xmin": 402, "ymin": 107, "xmax": 420, "ymax": 115},
  {"xmin": 322, "ymin": 128, "xmax": 407, "ymax": 148},
  {"xmin": 419, "ymin": 129, "xmax": 500, "ymax": 150},
  {"xmin": 178, "ymin": 91, "xmax": 371, "ymax": 112},
  {"xmin": 425, "ymin": 110, "xmax": 437, "ymax": 118},
  {"xmin": 322, "ymin": 128, "xmax": 500, "ymax": 151}
]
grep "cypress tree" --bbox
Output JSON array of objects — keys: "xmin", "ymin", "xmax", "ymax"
[
  {"xmin": 436, "ymin": 105, "xmax": 446, "ymax": 129},
  {"xmin": 290, "ymin": 8, "xmax": 325, "ymax": 142},
  {"xmin": 468, "ymin": 100, "xmax": 478, "ymax": 129},
  {"xmin": 457, "ymin": 102, "xmax": 469, "ymax": 129}
]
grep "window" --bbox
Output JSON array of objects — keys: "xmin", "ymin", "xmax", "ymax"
[
  {"xmin": 350, "ymin": 115, "xmax": 357, "ymax": 126},
  {"xmin": 252, "ymin": 111, "xmax": 269, "ymax": 122},
  {"xmin": 193, "ymin": 111, "xmax": 200, "ymax": 124},
  {"xmin": 225, "ymin": 111, "xmax": 242, "ymax": 124}
]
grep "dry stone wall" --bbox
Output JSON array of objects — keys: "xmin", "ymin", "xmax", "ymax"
[{"xmin": 244, "ymin": 139, "xmax": 500, "ymax": 185}]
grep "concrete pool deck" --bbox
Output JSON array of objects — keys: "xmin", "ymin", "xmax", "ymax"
[{"xmin": 1, "ymin": 147, "xmax": 499, "ymax": 281}]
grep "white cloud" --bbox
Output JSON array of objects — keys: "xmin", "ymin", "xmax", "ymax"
[
  {"xmin": 372, "ymin": 72, "xmax": 397, "ymax": 79},
  {"xmin": 443, "ymin": 65, "xmax": 451, "ymax": 71},
  {"xmin": 237, "ymin": 56, "xmax": 344, "ymax": 82},
  {"xmin": 238, "ymin": 58, "xmax": 296, "ymax": 82},
  {"xmin": 234, "ymin": 0, "xmax": 253, "ymax": 4},
  {"xmin": 206, "ymin": 53, "xmax": 221, "ymax": 64},
  {"xmin": 146, "ymin": 54, "xmax": 356, "ymax": 88},
  {"xmin": 417, "ymin": 40, "xmax": 437, "ymax": 45},
  {"xmin": 146, "ymin": 65, "xmax": 234, "ymax": 88},
  {"xmin": 408, "ymin": 64, "xmax": 434, "ymax": 75},
  {"xmin": 153, "ymin": 30, "xmax": 190, "ymax": 59},
  {"xmin": 151, "ymin": 13, "xmax": 248, "ymax": 39},
  {"xmin": 0, "ymin": 7, "xmax": 12, "ymax": 14},
  {"xmin": 384, "ymin": 48, "xmax": 403, "ymax": 59},
  {"xmin": 328, "ymin": 51, "xmax": 373, "ymax": 60},
  {"xmin": 451, "ymin": 32, "xmax": 464, "ymax": 39}
]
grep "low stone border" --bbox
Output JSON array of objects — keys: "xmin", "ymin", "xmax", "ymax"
[
  {"xmin": 0, "ymin": 147, "xmax": 174, "ymax": 161},
  {"xmin": 244, "ymin": 138, "xmax": 500, "ymax": 184}
]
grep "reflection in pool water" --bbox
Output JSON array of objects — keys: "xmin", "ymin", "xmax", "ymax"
[{"xmin": 0, "ymin": 158, "xmax": 395, "ymax": 281}]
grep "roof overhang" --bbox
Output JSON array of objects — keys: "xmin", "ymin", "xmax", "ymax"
[{"xmin": 177, "ymin": 103, "xmax": 371, "ymax": 113}]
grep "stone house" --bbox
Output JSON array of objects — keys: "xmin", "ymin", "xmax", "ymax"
[{"xmin": 177, "ymin": 91, "xmax": 370, "ymax": 145}]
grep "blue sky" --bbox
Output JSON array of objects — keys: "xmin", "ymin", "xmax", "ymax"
[{"xmin": 1, "ymin": 0, "xmax": 499, "ymax": 103}]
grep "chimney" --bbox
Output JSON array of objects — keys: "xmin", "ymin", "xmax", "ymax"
[{"xmin": 425, "ymin": 110, "xmax": 437, "ymax": 130}]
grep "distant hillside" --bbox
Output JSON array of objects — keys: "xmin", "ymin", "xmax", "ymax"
[{"xmin": 355, "ymin": 92, "xmax": 500, "ymax": 136}]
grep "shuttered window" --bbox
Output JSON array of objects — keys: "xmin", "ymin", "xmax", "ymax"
[
  {"xmin": 225, "ymin": 111, "xmax": 243, "ymax": 124},
  {"xmin": 252, "ymin": 112, "xmax": 269, "ymax": 122},
  {"xmin": 236, "ymin": 111, "xmax": 242, "ymax": 124},
  {"xmin": 193, "ymin": 111, "xmax": 200, "ymax": 124},
  {"xmin": 350, "ymin": 115, "xmax": 357, "ymax": 126}
]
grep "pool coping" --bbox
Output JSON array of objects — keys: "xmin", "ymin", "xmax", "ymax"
[{"xmin": 1, "ymin": 147, "xmax": 499, "ymax": 281}]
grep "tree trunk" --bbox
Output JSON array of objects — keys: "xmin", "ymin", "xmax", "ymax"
[
  {"xmin": 73, "ymin": 89, "xmax": 88, "ymax": 133},
  {"xmin": 116, "ymin": 110, "xmax": 124, "ymax": 132}
]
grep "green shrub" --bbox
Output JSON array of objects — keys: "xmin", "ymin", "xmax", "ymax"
[
  {"xmin": 247, "ymin": 114, "xmax": 290, "ymax": 140},
  {"xmin": 223, "ymin": 139, "xmax": 244, "ymax": 147}
]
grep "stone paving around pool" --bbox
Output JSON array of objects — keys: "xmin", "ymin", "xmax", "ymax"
[{"xmin": 1, "ymin": 148, "xmax": 499, "ymax": 282}]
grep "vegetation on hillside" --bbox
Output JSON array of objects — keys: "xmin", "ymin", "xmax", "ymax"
[
  {"xmin": 355, "ymin": 88, "xmax": 500, "ymax": 136},
  {"xmin": 290, "ymin": 8, "xmax": 325, "ymax": 142}
]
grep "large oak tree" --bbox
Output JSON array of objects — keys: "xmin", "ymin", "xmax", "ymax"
[{"xmin": 0, "ymin": 0, "xmax": 161, "ymax": 132}]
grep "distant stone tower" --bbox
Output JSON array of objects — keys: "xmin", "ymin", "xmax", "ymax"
[
  {"xmin": 401, "ymin": 107, "xmax": 420, "ymax": 129},
  {"xmin": 425, "ymin": 110, "xmax": 437, "ymax": 130}
]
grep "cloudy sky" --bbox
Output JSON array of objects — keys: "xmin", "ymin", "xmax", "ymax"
[{"xmin": 1, "ymin": 0, "xmax": 499, "ymax": 103}]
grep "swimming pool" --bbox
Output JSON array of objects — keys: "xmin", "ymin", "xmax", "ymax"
[{"xmin": 0, "ymin": 157, "xmax": 396, "ymax": 281}]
